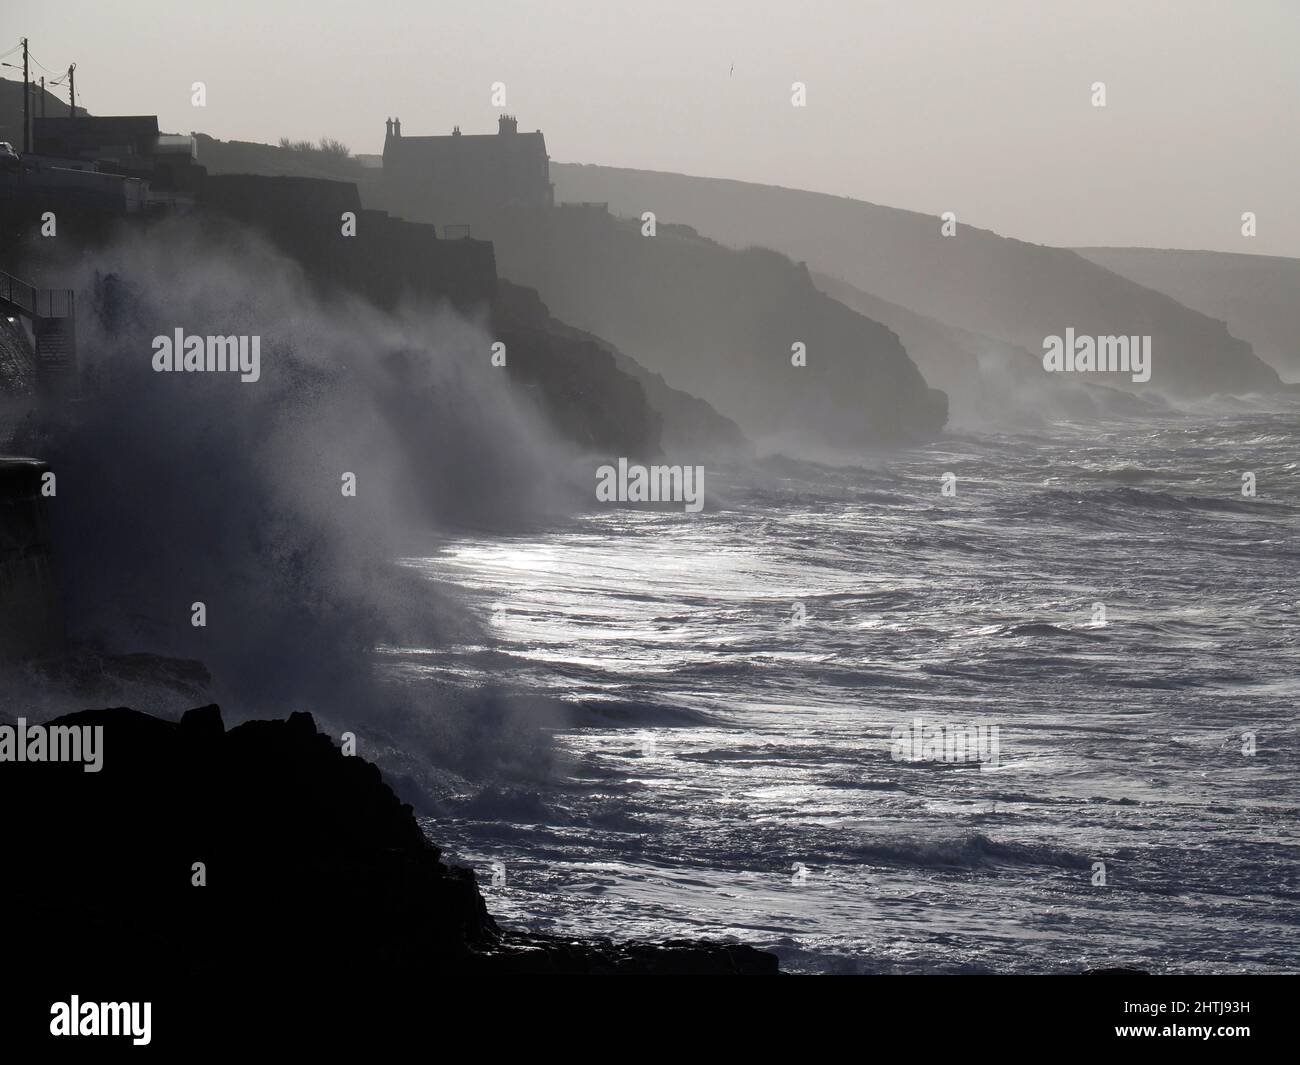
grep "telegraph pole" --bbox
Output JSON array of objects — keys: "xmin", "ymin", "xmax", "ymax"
[
  {"xmin": 40, "ymin": 75, "xmax": 46, "ymax": 117},
  {"xmin": 68, "ymin": 63, "xmax": 76, "ymax": 117},
  {"xmin": 21, "ymin": 37, "xmax": 29, "ymax": 153}
]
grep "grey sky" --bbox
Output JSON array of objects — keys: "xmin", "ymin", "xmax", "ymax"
[{"xmin": 9, "ymin": 0, "xmax": 1299, "ymax": 255}]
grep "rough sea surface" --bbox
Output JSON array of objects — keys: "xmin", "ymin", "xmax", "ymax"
[{"xmin": 398, "ymin": 403, "xmax": 1300, "ymax": 974}]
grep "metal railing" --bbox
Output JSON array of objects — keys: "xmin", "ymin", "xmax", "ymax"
[
  {"xmin": 0, "ymin": 270, "xmax": 74, "ymax": 319},
  {"xmin": 0, "ymin": 270, "xmax": 36, "ymax": 316},
  {"xmin": 36, "ymin": 289, "xmax": 74, "ymax": 318}
]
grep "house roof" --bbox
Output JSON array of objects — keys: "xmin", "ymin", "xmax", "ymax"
[{"xmin": 384, "ymin": 129, "xmax": 548, "ymax": 169}]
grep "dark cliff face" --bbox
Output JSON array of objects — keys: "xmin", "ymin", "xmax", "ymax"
[
  {"xmin": 1, "ymin": 704, "xmax": 779, "ymax": 999},
  {"xmin": 201, "ymin": 174, "xmax": 501, "ymax": 310},
  {"xmin": 493, "ymin": 280, "xmax": 750, "ymax": 459},
  {"xmin": 482, "ymin": 207, "xmax": 948, "ymax": 455},
  {"xmin": 182, "ymin": 143, "xmax": 759, "ymax": 458},
  {"xmin": 196, "ymin": 176, "xmax": 754, "ymax": 461},
  {"xmin": 0, "ymin": 185, "xmax": 672, "ymax": 465},
  {"xmin": 490, "ymin": 279, "xmax": 661, "ymax": 458},
  {"xmin": 185, "ymin": 142, "xmax": 947, "ymax": 452}
]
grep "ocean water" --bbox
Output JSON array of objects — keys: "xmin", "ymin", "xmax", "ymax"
[{"xmin": 397, "ymin": 404, "xmax": 1300, "ymax": 974}]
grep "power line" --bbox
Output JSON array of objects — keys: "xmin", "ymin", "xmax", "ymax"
[
  {"xmin": 1, "ymin": 44, "xmax": 74, "ymax": 87},
  {"xmin": 27, "ymin": 51, "xmax": 65, "ymax": 76}
]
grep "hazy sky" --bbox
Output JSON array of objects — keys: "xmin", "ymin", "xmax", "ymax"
[{"xmin": 8, "ymin": 0, "xmax": 1300, "ymax": 255}]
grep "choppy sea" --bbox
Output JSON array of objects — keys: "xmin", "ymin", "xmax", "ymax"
[{"xmin": 395, "ymin": 404, "xmax": 1300, "ymax": 974}]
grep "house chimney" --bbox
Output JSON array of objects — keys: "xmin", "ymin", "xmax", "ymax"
[
  {"xmin": 498, "ymin": 114, "xmax": 517, "ymax": 135},
  {"xmin": 394, "ymin": 117, "xmax": 401, "ymax": 137},
  {"xmin": 452, "ymin": 125, "xmax": 461, "ymax": 136}
]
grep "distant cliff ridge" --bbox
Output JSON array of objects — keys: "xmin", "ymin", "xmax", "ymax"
[
  {"xmin": 1075, "ymin": 247, "xmax": 1300, "ymax": 381},
  {"xmin": 814, "ymin": 272, "xmax": 1160, "ymax": 426},
  {"xmin": 552, "ymin": 164, "xmax": 1283, "ymax": 398}
]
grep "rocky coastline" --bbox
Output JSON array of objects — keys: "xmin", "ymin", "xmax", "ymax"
[{"xmin": 2, "ymin": 703, "xmax": 779, "ymax": 986}]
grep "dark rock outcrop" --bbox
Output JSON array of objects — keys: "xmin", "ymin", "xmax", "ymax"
[
  {"xmin": 494, "ymin": 279, "xmax": 750, "ymax": 459},
  {"xmin": 1, "ymin": 704, "xmax": 778, "ymax": 988}
]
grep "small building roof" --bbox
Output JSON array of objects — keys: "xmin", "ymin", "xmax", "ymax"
[{"xmin": 383, "ymin": 127, "xmax": 548, "ymax": 169}]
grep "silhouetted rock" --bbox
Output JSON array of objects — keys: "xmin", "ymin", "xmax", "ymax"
[{"xmin": 1, "ymin": 704, "xmax": 778, "ymax": 987}]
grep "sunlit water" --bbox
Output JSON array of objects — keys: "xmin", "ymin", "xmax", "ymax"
[{"xmin": 395, "ymin": 405, "xmax": 1300, "ymax": 974}]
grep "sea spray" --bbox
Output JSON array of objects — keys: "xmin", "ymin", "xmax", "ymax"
[{"xmin": 8, "ymin": 219, "xmax": 585, "ymax": 783}]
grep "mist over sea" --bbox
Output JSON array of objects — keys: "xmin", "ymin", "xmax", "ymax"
[{"xmin": 397, "ymin": 402, "xmax": 1300, "ymax": 975}]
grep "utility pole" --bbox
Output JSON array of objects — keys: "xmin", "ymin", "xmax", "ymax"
[
  {"xmin": 40, "ymin": 76, "xmax": 46, "ymax": 118},
  {"xmin": 68, "ymin": 63, "xmax": 76, "ymax": 118},
  {"xmin": 21, "ymin": 37, "xmax": 29, "ymax": 153}
]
